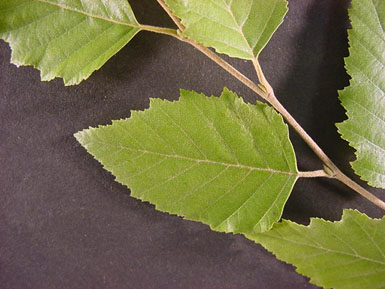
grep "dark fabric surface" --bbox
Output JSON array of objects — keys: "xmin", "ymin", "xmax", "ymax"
[{"xmin": 1, "ymin": 1, "xmax": 384, "ymax": 288}]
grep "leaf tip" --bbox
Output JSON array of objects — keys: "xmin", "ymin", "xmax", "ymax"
[{"xmin": 74, "ymin": 128, "xmax": 91, "ymax": 148}]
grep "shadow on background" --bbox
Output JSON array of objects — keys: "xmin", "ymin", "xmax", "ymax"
[{"xmin": 273, "ymin": 0, "xmax": 373, "ymax": 223}]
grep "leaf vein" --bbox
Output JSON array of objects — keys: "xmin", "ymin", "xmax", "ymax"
[
  {"xmin": 190, "ymin": 99, "xmax": 240, "ymax": 164},
  {"xmin": 351, "ymin": 217, "xmax": 385, "ymax": 260},
  {"xmin": 174, "ymin": 165, "xmax": 230, "ymax": 206},
  {"xmin": 347, "ymin": 98, "xmax": 385, "ymax": 125},
  {"xmin": 214, "ymin": 172, "xmax": 274, "ymax": 230},
  {"xmin": 263, "ymin": 232, "xmax": 385, "ymax": 266},
  {"xmin": 158, "ymin": 105, "xmax": 208, "ymax": 160},
  {"xmin": 140, "ymin": 162, "xmax": 200, "ymax": 196},
  {"xmin": 34, "ymin": 0, "xmax": 140, "ymax": 28},
  {"xmin": 369, "ymin": 0, "xmax": 385, "ymax": 34},
  {"xmin": 200, "ymin": 169, "xmax": 253, "ymax": 218},
  {"xmin": 85, "ymin": 140, "xmax": 297, "ymax": 175}
]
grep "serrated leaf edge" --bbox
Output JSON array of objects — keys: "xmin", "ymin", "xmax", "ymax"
[
  {"xmin": 74, "ymin": 88, "xmax": 299, "ymax": 234},
  {"xmin": 247, "ymin": 209, "xmax": 385, "ymax": 288},
  {"xmin": 336, "ymin": 0, "xmax": 385, "ymax": 188}
]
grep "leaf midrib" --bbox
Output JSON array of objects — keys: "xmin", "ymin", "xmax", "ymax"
[
  {"xmin": 222, "ymin": 0, "xmax": 254, "ymax": 57},
  {"xmin": 261, "ymin": 231, "xmax": 385, "ymax": 266},
  {"xmin": 369, "ymin": 0, "xmax": 384, "ymax": 35},
  {"xmin": 86, "ymin": 140, "xmax": 298, "ymax": 176},
  {"xmin": 35, "ymin": 0, "xmax": 140, "ymax": 29}
]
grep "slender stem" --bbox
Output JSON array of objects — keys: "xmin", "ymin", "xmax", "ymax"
[
  {"xmin": 336, "ymin": 173, "xmax": 385, "ymax": 210},
  {"xmin": 252, "ymin": 58, "xmax": 273, "ymax": 95},
  {"xmin": 180, "ymin": 38, "xmax": 267, "ymax": 97},
  {"xmin": 139, "ymin": 24, "xmax": 178, "ymax": 37},
  {"xmin": 253, "ymin": 60, "xmax": 385, "ymax": 211},
  {"xmin": 267, "ymin": 94, "xmax": 339, "ymax": 173},
  {"xmin": 153, "ymin": 1, "xmax": 266, "ymax": 98},
  {"xmin": 299, "ymin": 170, "xmax": 332, "ymax": 178},
  {"xmin": 180, "ymin": 39, "xmax": 385, "ymax": 211},
  {"xmin": 153, "ymin": 2, "xmax": 385, "ymax": 211},
  {"xmin": 156, "ymin": 0, "xmax": 185, "ymax": 31}
]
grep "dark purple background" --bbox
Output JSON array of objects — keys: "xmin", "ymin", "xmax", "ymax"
[{"xmin": 1, "ymin": 1, "xmax": 384, "ymax": 288}]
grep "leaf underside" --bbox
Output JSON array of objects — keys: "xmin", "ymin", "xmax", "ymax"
[
  {"xmin": 249, "ymin": 210, "xmax": 385, "ymax": 289},
  {"xmin": 0, "ymin": 0, "xmax": 140, "ymax": 85},
  {"xmin": 75, "ymin": 89, "xmax": 298, "ymax": 234},
  {"xmin": 337, "ymin": 0, "xmax": 385, "ymax": 188},
  {"xmin": 164, "ymin": 0, "xmax": 288, "ymax": 59}
]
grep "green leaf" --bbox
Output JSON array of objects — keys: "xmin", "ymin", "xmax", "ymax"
[
  {"xmin": 248, "ymin": 210, "xmax": 385, "ymax": 289},
  {"xmin": 0, "ymin": 0, "xmax": 140, "ymax": 85},
  {"xmin": 75, "ymin": 88, "xmax": 298, "ymax": 233},
  {"xmin": 337, "ymin": 0, "xmax": 385, "ymax": 188},
  {"xmin": 164, "ymin": 0, "xmax": 288, "ymax": 59}
]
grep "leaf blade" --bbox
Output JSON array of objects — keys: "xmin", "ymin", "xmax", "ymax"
[
  {"xmin": 248, "ymin": 210, "xmax": 385, "ymax": 289},
  {"xmin": 164, "ymin": 0, "xmax": 288, "ymax": 59},
  {"xmin": 75, "ymin": 89, "xmax": 298, "ymax": 233},
  {"xmin": 0, "ymin": 0, "xmax": 140, "ymax": 85},
  {"xmin": 337, "ymin": 0, "xmax": 385, "ymax": 188}
]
